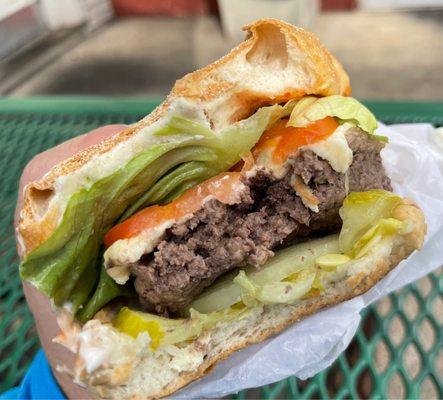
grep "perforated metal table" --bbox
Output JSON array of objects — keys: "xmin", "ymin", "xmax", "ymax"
[{"xmin": 0, "ymin": 98, "xmax": 441, "ymax": 399}]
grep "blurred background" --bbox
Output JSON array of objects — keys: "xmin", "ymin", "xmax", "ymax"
[{"xmin": 1, "ymin": 0, "xmax": 443, "ymax": 99}]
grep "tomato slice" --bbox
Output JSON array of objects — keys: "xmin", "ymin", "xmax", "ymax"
[
  {"xmin": 104, "ymin": 172, "xmax": 242, "ymax": 247},
  {"xmin": 105, "ymin": 116, "xmax": 339, "ymax": 246},
  {"xmin": 253, "ymin": 116, "xmax": 339, "ymax": 164}
]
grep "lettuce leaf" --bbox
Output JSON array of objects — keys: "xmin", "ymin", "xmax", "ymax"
[
  {"xmin": 313, "ymin": 190, "xmax": 408, "ymax": 271},
  {"xmin": 21, "ymin": 104, "xmax": 286, "ymax": 322},
  {"xmin": 287, "ymin": 95, "xmax": 378, "ymax": 135},
  {"xmin": 339, "ymin": 190, "xmax": 402, "ymax": 253},
  {"xmin": 351, "ymin": 217, "xmax": 409, "ymax": 259}
]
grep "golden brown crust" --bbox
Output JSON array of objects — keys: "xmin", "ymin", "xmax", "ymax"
[
  {"xmin": 18, "ymin": 19, "xmax": 350, "ymax": 255},
  {"xmin": 171, "ymin": 19, "xmax": 350, "ymax": 124},
  {"xmin": 392, "ymin": 199, "xmax": 426, "ymax": 254},
  {"xmin": 83, "ymin": 199, "xmax": 425, "ymax": 399}
]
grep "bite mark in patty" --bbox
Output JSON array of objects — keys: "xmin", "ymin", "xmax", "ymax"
[{"xmin": 131, "ymin": 128, "xmax": 391, "ymax": 313}]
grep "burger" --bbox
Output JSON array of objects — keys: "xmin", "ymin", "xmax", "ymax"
[{"xmin": 16, "ymin": 19, "xmax": 426, "ymax": 399}]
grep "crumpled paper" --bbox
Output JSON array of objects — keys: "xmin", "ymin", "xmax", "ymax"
[{"xmin": 176, "ymin": 123, "xmax": 443, "ymax": 398}]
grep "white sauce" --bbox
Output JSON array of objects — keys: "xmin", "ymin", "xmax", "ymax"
[
  {"xmin": 53, "ymin": 309, "xmax": 82, "ymax": 353},
  {"xmin": 77, "ymin": 320, "xmax": 150, "ymax": 373}
]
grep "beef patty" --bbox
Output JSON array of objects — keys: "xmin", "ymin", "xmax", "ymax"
[{"xmin": 131, "ymin": 128, "xmax": 392, "ymax": 313}]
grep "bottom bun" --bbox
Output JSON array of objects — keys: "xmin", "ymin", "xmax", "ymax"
[{"xmin": 59, "ymin": 200, "xmax": 425, "ymax": 399}]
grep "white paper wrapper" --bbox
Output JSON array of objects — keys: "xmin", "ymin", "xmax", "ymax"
[{"xmin": 176, "ymin": 123, "xmax": 443, "ymax": 399}]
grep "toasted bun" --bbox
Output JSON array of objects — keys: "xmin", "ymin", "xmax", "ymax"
[
  {"xmin": 18, "ymin": 19, "xmax": 350, "ymax": 255},
  {"xmin": 63, "ymin": 200, "xmax": 424, "ymax": 399}
]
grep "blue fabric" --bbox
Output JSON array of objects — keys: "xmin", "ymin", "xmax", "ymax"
[{"xmin": 0, "ymin": 350, "xmax": 65, "ymax": 400}]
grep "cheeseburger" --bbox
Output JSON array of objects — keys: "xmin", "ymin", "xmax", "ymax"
[{"xmin": 17, "ymin": 19, "xmax": 426, "ymax": 399}]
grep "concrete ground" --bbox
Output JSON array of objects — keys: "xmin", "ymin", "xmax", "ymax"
[{"xmin": 3, "ymin": 10, "xmax": 443, "ymax": 99}]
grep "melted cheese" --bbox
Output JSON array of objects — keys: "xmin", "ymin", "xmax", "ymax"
[{"xmin": 305, "ymin": 123, "xmax": 353, "ymax": 173}]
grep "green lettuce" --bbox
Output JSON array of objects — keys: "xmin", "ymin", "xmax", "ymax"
[
  {"xmin": 351, "ymin": 217, "xmax": 410, "ymax": 259},
  {"xmin": 20, "ymin": 105, "xmax": 286, "ymax": 322},
  {"xmin": 288, "ymin": 95, "xmax": 378, "ymax": 135},
  {"xmin": 315, "ymin": 191, "xmax": 408, "ymax": 270},
  {"xmin": 339, "ymin": 190, "xmax": 402, "ymax": 253}
]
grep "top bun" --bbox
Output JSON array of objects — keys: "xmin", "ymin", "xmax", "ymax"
[{"xmin": 18, "ymin": 19, "xmax": 350, "ymax": 255}]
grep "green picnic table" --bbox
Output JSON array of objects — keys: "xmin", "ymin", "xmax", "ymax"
[{"xmin": 0, "ymin": 97, "xmax": 441, "ymax": 399}]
